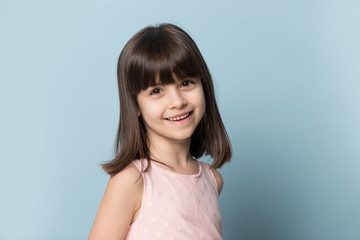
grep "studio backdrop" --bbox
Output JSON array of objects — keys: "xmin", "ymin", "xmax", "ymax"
[{"xmin": 0, "ymin": 0, "xmax": 359, "ymax": 239}]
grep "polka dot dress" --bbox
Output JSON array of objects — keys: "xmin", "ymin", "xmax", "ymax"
[{"xmin": 124, "ymin": 159, "xmax": 223, "ymax": 240}]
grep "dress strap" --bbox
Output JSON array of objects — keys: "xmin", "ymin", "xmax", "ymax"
[
  {"xmin": 132, "ymin": 159, "xmax": 149, "ymax": 172},
  {"xmin": 200, "ymin": 162, "xmax": 219, "ymax": 191}
]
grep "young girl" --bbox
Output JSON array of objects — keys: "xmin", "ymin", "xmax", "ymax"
[{"xmin": 89, "ymin": 23, "xmax": 232, "ymax": 240}]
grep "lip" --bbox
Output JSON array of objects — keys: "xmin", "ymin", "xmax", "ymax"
[
  {"xmin": 164, "ymin": 111, "xmax": 193, "ymax": 124},
  {"xmin": 165, "ymin": 111, "xmax": 192, "ymax": 119}
]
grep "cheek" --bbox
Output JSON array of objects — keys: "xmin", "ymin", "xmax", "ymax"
[
  {"xmin": 138, "ymin": 101, "xmax": 163, "ymax": 123},
  {"xmin": 138, "ymin": 104, "xmax": 151, "ymax": 120},
  {"xmin": 196, "ymin": 89, "xmax": 206, "ymax": 115},
  {"xmin": 137, "ymin": 95, "xmax": 152, "ymax": 119}
]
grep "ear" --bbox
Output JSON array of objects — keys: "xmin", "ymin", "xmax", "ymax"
[{"xmin": 137, "ymin": 109, "xmax": 141, "ymax": 117}]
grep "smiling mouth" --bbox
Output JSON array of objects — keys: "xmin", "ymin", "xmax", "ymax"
[{"xmin": 166, "ymin": 111, "xmax": 192, "ymax": 121}]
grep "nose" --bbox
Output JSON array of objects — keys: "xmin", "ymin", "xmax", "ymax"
[{"xmin": 169, "ymin": 88, "xmax": 187, "ymax": 109}]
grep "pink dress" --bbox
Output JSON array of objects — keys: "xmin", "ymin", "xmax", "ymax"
[{"xmin": 124, "ymin": 159, "xmax": 223, "ymax": 240}]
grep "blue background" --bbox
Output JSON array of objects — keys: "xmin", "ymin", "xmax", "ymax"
[{"xmin": 1, "ymin": 0, "xmax": 359, "ymax": 239}]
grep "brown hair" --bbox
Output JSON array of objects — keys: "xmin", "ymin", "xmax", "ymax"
[{"xmin": 102, "ymin": 23, "xmax": 232, "ymax": 176}]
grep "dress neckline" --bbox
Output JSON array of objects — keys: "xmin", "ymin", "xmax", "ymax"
[{"xmin": 149, "ymin": 160, "xmax": 202, "ymax": 178}]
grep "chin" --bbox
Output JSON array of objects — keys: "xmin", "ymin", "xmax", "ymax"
[{"xmin": 168, "ymin": 133, "xmax": 193, "ymax": 142}]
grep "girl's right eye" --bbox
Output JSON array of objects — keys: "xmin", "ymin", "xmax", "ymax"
[{"xmin": 150, "ymin": 88, "xmax": 162, "ymax": 95}]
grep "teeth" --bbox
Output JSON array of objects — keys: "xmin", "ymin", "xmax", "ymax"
[{"xmin": 168, "ymin": 112, "xmax": 190, "ymax": 121}]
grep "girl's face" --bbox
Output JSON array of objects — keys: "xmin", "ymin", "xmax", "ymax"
[{"xmin": 136, "ymin": 77, "xmax": 205, "ymax": 144}]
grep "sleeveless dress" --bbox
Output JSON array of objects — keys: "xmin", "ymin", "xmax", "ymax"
[{"xmin": 124, "ymin": 159, "xmax": 223, "ymax": 240}]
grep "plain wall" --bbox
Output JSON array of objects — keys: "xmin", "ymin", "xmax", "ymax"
[{"xmin": 1, "ymin": 0, "xmax": 359, "ymax": 239}]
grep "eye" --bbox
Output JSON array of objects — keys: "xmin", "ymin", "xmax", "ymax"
[
  {"xmin": 150, "ymin": 88, "xmax": 162, "ymax": 95},
  {"xmin": 181, "ymin": 80, "xmax": 194, "ymax": 88}
]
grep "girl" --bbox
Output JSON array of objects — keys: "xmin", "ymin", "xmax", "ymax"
[{"xmin": 89, "ymin": 23, "xmax": 232, "ymax": 240}]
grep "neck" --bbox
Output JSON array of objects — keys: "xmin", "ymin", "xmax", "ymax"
[{"xmin": 147, "ymin": 134, "xmax": 192, "ymax": 168}]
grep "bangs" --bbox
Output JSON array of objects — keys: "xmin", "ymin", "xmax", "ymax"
[{"xmin": 126, "ymin": 27, "xmax": 204, "ymax": 95}]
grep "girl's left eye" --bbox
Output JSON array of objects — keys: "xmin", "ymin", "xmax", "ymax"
[{"xmin": 181, "ymin": 80, "xmax": 194, "ymax": 88}]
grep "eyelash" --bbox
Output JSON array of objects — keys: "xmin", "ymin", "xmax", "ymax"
[
  {"xmin": 181, "ymin": 80, "xmax": 194, "ymax": 87},
  {"xmin": 149, "ymin": 88, "xmax": 162, "ymax": 95},
  {"xmin": 149, "ymin": 80, "xmax": 195, "ymax": 96}
]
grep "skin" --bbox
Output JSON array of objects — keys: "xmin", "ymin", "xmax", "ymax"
[{"xmin": 88, "ymin": 77, "xmax": 223, "ymax": 240}]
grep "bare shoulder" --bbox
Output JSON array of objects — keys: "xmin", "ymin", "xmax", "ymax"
[
  {"xmin": 210, "ymin": 168, "xmax": 224, "ymax": 195},
  {"xmin": 88, "ymin": 163, "xmax": 143, "ymax": 240},
  {"xmin": 110, "ymin": 162, "xmax": 143, "ymax": 187},
  {"xmin": 105, "ymin": 163, "xmax": 143, "ymax": 203}
]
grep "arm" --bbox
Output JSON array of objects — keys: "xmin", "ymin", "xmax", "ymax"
[
  {"xmin": 88, "ymin": 163, "xmax": 143, "ymax": 240},
  {"xmin": 211, "ymin": 168, "xmax": 224, "ymax": 195}
]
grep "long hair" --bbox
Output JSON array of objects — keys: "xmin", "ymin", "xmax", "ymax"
[{"xmin": 102, "ymin": 23, "xmax": 232, "ymax": 176}]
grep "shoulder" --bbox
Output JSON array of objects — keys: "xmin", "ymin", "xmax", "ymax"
[
  {"xmin": 210, "ymin": 167, "xmax": 224, "ymax": 195},
  {"xmin": 88, "ymin": 162, "xmax": 143, "ymax": 239},
  {"xmin": 106, "ymin": 162, "xmax": 143, "ymax": 208},
  {"xmin": 110, "ymin": 161, "xmax": 143, "ymax": 186}
]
